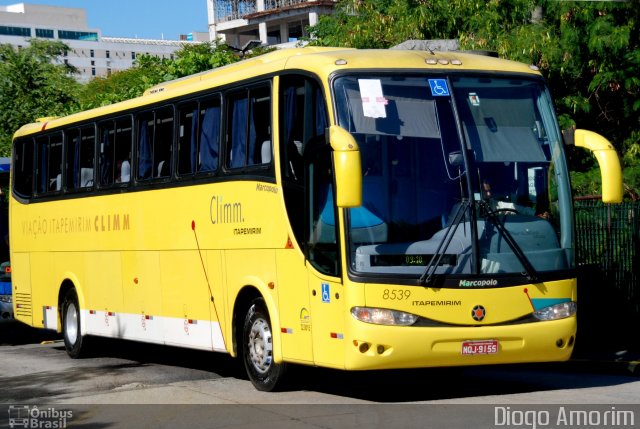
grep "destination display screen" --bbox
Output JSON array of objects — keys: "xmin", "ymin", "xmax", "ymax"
[{"xmin": 370, "ymin": 254, "xmax": 457, "ymax": 267}]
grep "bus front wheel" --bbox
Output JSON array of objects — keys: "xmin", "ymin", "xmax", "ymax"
[
  {"xmin": 61, "ymin": 288, "xmax": 88, "ymax": 358},
  {"xmin": 242, "ymin": 297, "xmax": 287, "ymax": 391}
]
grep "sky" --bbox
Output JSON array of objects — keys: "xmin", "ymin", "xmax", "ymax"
[{"xmin": 0, "ymin": 0, "xmax": 209, "ymax": 40}]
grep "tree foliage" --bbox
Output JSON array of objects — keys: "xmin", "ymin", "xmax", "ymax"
[
  {"xmin": 0, "ymin": 39, "xmax": 80, "ymax": 156},
  {"xmin": 310, "ymin": 0, "xmax": 640, "ymax": 198},
  {"xmin": 78, "ymin": 41, "xmax": 242, "ymax": 109},
  {"xmin": 0, "ymin": 6, "xmax": 637, "ymax": 197}
]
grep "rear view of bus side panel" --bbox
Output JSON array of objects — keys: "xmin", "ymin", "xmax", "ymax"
[{"xmin": 10, "ymin": 252, "xmax": 32, "ymax": 326}]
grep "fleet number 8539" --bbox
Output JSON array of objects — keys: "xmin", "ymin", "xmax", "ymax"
[{"xmin": 382, "ymin": 289, "xmax": 411, "ymax": 300}]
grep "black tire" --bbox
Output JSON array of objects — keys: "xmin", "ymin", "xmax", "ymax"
[
  {"xmin": 61, "ymin": 288, "xmax": 89, "ymax": 358},
  {"xmin": 242, "ymin": 298, "xmax": 287, "ymax": 391}
]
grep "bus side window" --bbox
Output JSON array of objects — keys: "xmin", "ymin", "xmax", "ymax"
[
  {"xmin": 13, "ymin": 137, "xmax": 34, "ymax": 198},
  {"xmin": 36, "ymin": 133, "xmax": 63, "ymax": 194},
  {"xmin": 226, "ymin": 84, "xmax": 272, "ymax": 170},
  {"xmin": 99, "ymin": 117, "xmax": 132, "ymax": 186},
  {"xmin": 115, "ymin": 117, "xmax": 132, "ymax": 183},
  {"xmin": 227, "ymin": 91, "xmax": 249, "ymax": 169},
  {"xmin": 65, "ymin": 125, "xmax": 95, "ymax": 190},
  {"xmin": 198, "ymin": 97, "xmax": 221, "ymax": 173},
  {"xmin": 177, "ymin": 101, "xmax": 198, "ymax": 176},
  {"xmin": 80, "ymin": 126, "xmax": 95, "ymax": 188},
  {"xmin": 249, "ymin": 86, "xmax": 271, "ymax": 166},
  {"xmin": 154, "ymin": 106, "xmax": 173, "ymax": 178},
  {"xmin": 98, "ymin": 121, "xmax": 115, "ymax": 186},
  {"xmin": 177, "ymin": 96, "xmax": 221, "ymax": 176},
  {"xmin": 137, "ymin": 112, "xmax": 154, "ymax": 181}
]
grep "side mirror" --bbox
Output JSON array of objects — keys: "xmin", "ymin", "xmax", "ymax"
[
  {"xmin": 327, "ymin": 125, "xmax": 362, "ymax": 208},
  {"xmin": 566, "ymin": 129, "xmax": 623, "ymax": 203}
]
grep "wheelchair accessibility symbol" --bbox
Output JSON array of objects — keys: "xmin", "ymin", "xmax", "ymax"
[
  {"xmin": 428, "ymin": 79, "xmax": 450, "ymax": 96},
  {"xmin": 321, "ymin": 283, "xmax": 331, "ymax": 303}
]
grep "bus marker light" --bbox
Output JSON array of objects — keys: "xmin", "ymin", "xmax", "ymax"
[
  {"xmin": 108, "ymin": 312, "xmax": 115, "ymax": 317},
  {"xmin": 134, "ymin": 278, "xmax": 139, "ymax": 285},
  {"xmin": 188, "ymin": 319, "xmax": 197, "ymax": 324},
  {"xmin": 89, "ymin": 310, "xmax": 96, "ymax": 315},
  {"xmin": 268, "ymin": 282, "xmax": 275, "ymax": 290},
  {"xmin": 330, "ymin": 332, "xmax": 344, "ymax": 339},
  {"xmin": 426, "ymin": 58, "xmax": 438, "ymax": 65},
  {"xmin": 281, "ymin": 328, "xmax": 293, "ymax": 334},
  {"xmin": 285, "ymin": 237, "xmax": 294, "ymax": 249},
  {"xmin": 145, "ymin": 315, "xmax": 153, "ymax": 320}
]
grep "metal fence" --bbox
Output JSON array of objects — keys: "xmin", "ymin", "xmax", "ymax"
[{"xmin": 574, "ymin": 200, "xmax": 640, "ymax": 351}]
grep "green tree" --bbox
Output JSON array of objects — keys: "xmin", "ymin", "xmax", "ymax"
[
  {"xmin": 0, "ymin": 39, "xmax": 79, "ymax": 156},
  {"xmin": 78, "ymin": 55, "xmax": 173, "ymax": 109},
  {"xmin": 78, "ymin": 40, "xmax": 250, "ymax": 110},
  {"xmin": 310, "ymin": 0, "xmax": 640, "ymax": 198},
  {"xmin": 167, "ymin": 41, "xmax": 240, "ymax": 78}
]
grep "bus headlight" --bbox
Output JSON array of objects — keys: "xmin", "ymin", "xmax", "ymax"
[
  {"xmin": 351, "ymin": 307, "xmax": 418, "ymax": 326},
  {"xmin": 533, "ymin": 301, "xmax": 576, "ymax": 321},
  {"xmin": 0, "ymin": 294, "xmax": 11, "ymax": 304}
]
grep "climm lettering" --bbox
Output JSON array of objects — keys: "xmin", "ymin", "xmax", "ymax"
[
  {"xmin": 210, "ymin": 195, "xmax": 244, "ymax": 224},
  {"xmin": 94, "ymin": 214, "xmax": 130, "ymax": 232}
]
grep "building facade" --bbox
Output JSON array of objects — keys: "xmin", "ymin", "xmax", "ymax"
[
  {"xmin": 207, "ymin": 0, "xmax": 336, "ymax": 48},
  {"xmin": 0, "ymin": 3, "xmax": 206, "ymax": 83}
]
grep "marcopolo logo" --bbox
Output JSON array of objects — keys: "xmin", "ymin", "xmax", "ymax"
[
  {"xmin": 8, "ymin": 405, "xmax": 73, "ymax": 429},
  {"xmin": 459, "ymin": 279, "xmax": 498, "ymax": 288}
]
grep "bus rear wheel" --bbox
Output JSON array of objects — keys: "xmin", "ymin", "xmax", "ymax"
[
  {"xmin": 62, "ymin": 288, "xmax": 89, "ymax": 358},
  {"xmin": 242, "ymin": 297, "xmax": 287, "ymax": 391}
]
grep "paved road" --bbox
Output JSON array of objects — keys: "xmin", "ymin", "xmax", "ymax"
[{"xmin": 1, "ymin": 320, "xmax": 639, "ymax": 428}]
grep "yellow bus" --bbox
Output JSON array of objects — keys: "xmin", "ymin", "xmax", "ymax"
[{"xmin": 10, "ymin": 47, "xmax": 622, "ymax": 391}]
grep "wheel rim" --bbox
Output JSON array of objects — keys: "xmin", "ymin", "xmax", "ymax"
[
  {"xmin": 247, "ymin": 317, "xmax": 273, "ymax": 374},
  {"xmin": 65, "ymin": 302, "xmax": 78, "ymax": 345}
]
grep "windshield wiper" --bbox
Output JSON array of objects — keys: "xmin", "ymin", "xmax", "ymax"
[
  {"xmin": 479, "ymin": 201, "xmax": 539, "ymax": 283},
  {"xmin": 419, "ymin": 199, "xmax": 469, "ymax": 286}
]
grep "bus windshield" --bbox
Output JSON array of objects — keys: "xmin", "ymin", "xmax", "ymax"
[{"xmin": 333, "ymin": 74, "xmax": 574, "ymax": 282}]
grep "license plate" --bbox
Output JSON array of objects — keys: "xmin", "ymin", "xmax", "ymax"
[{"xmin": 461, "ymin": 340, "xmax": 499, "ymax": 355}]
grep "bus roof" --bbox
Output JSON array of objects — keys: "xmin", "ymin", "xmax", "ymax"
[{"xmin": 13, "ymin": 47, "xmax": 541, "ymax": 139}]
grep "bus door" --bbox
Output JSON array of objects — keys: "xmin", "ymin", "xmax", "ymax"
[
  {"xmin": 277, "ymin": 74, "xmax": 345, "ymax": 366},
  {"xmin": 305, "ymin": 143, "xmax": 345, "ymax": 367}
]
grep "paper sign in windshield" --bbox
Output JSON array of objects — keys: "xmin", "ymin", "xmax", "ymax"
[{"xmin": 358, "ymin": 79, "xmax": 387, "ymax": 118}]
